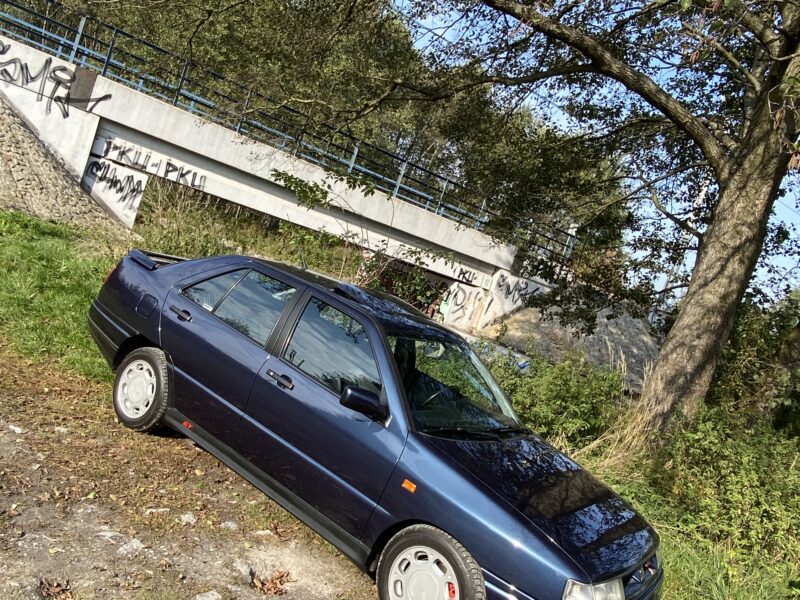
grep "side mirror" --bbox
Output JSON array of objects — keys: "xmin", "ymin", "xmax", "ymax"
[{"xmin": 340, "ymin": 386, "xmax": 388, "ymax": 422}]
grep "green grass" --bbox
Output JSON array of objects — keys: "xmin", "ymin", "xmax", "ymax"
[
  {"xmin": 0, "ymin": 210, "xmax": 118, "ymax": 381},
  {"xmin": 133, "ymin": 179, "xmax": 362, "ymax": 279},
  {"xmin": 593, "ymin": 463, "xmax": 800, "ymax": 599}
]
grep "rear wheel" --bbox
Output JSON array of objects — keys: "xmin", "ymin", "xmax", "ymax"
[
  {"xmin": 377, "ymin": 524, "xmax": 486, "ymax": 600},
  {"xmin": 113, "ymin": 347, "xmax": 169, "ymax": 432}
]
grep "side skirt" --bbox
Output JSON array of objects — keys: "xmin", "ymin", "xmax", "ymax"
[{"xmin": 163, "ymin": 408, "xmax": 371, "ymax": 569}]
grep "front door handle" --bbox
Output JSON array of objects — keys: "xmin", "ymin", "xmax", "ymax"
[
  {"xmin": 169, "ymin": 305, "xmax": 192, "ymax": 322},
  {"xmin": 266, "ymin": 369, "xmax": 294, "ymax": 390}
]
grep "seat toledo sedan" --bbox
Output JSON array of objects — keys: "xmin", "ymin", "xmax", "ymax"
[{"xmin": 88, "ymin": 250, "xmax": 663, "ymax": 600}]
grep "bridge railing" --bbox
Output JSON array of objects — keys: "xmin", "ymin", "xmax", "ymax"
[{"xmin": 0, "ymin": 0, "xmax": 577, "ymax": 262}]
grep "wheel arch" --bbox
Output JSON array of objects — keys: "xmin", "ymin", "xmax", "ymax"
[
  {"xmin": 113, "ymin": 334, "xmax": 158, "ymax": 370},
  {"xmin": 366, "ymin": 519, "xmax": 437, "ymax": 575},
  {"xmin": 113, "ymin": 335, "xmax": 175, "ymax": 407}
]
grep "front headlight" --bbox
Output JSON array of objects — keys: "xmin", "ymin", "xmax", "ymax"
[{"xmin": 563, "ymin": 577, "xmax": 625, "ymax": 600}]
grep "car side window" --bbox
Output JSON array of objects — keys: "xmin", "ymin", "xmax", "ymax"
[
  {"xmin": 212, "ymin": 270, "xmax": 297, "ymax": 346},
  {"xmin": 182, "ymin": 269, "xmax": 247, "ymax": 311},
  {"xmin": 283, "ymin": 297, "xmax": 381, "ymax": 396}
]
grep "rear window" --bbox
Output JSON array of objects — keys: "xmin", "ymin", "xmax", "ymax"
[
  {"xmin": 182, "ymin": 269, "xmax": 246, "ymax": 311},
  {"xmin": 183, "ymin": 269, "xmax": 296, "ymax": 346},
  {"xmin": 215, "ymin": 271, "xmax": 296, "ymax": 345}
]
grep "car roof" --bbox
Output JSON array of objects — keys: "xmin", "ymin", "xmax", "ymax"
[{"xmin": 249, "ymin": 256, "xmax": 464, "ymax": 342}]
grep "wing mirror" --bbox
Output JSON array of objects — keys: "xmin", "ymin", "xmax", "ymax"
[{"xmin": 340, "ymin": 386, "xmax": 388, "ymax": 422}]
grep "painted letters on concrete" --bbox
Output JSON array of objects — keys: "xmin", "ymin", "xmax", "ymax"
[
  {"xmin": 0, "ymin": 36, "xmax": 103, "ymax": 180},
  {"xmin": 82, "ymin": 159, "xmax": 148, "ymax": 228},
  {"xmin": 0, "ymin": 39, "xmax": 110, "ymax": 119},
  {"xmin": 443, "ymin": 270, "xmax": 551, "ymax": 331}
]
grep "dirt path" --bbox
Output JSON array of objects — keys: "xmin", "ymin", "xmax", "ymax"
[{"xmin": 0, "ymin": 342, "xmax": 376, "ymax": 600}]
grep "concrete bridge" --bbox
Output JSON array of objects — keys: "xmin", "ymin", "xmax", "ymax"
[{"xmin": 0, "ymin": 2, "xmax": 574, "ymax": 332}]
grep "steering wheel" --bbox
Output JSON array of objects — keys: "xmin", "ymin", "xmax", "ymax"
[{"xmin": 416, "ymin": 389, "xmax": 445, "ymax": 411}]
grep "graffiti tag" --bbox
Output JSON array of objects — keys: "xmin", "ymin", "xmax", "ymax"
[{"xmin": 0, "ymin": 41, "xmax": 111, "ymax": 118}]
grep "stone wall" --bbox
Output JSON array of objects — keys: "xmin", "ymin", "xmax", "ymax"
[
  {"xmin": 0, "ymin": 98, "xmax": 122, "ymax": 232},
  {"xmin": 484, "ymin": 308, "xmax": 661, "ymax": 392}
]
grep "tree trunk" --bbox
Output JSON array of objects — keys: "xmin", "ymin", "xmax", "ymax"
[{"xmin": 641, "ymin": 113, "xmax": 790, "ymax": 432}]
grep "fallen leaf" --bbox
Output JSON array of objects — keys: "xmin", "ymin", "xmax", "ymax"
[
  {"xmin": 39, "ymin": 577, "xmax": 73, "ymax": 599},
  {"xmin": 250, "ymin": 568, "xmax": 291, "ymax": 596}
]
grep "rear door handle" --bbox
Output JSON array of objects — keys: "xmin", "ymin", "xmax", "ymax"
[
  {"xmin": 169, "ymin": 305, "xmax": 192, "ymax": 322},
  {"xmin": 266, "ymin": 369, "xmax": 294, "ymax": 390}
]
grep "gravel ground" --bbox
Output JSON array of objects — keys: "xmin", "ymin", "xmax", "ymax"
[{"xmin": 0, "ymin": 342, "xmax": 376, "ymax": 600}]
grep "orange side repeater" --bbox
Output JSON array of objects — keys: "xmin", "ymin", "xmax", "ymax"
[{"xmin": 402, "ymin": 479, "xmax": 417, "ymax": 493}]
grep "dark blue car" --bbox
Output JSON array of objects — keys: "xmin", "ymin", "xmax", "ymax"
[{"xmin": 88, "ymin": 250, "xmax": 662, "ymax": 600}]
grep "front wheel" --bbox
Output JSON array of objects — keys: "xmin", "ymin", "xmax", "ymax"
[
  {"xmin": 376, "ymin": 524, "xmax": 486, "ymax": 600},
  {"xmin": 113, "ymin": 347, "xmax": 169, "ymax": 432}
]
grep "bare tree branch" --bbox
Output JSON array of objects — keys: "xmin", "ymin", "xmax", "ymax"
[
  {"xmin": 390, "ymin": 63, "xmax": 600, "ymax": 102},
  {"xmin": 682, "ymin": 22, "xmax": 762, "ymax": 92},
  {"xmin": 481, "ymin": 0, "xmax": 731, "ymax": 180},
  {"xmin": 644, "ymin": 178, "xmax": 704, "ymax": 240}
]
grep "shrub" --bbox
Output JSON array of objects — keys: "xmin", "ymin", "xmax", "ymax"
[
  {"xmin": 655, "ymin": 407, "xmax": 800, "ymax": 575},
  {"xmin": 710, "ymin": 295, "xmax": 800, "ymax": 431},
  {"xmin": 486, "ymin": 350, "xmax": 625, "ymax": 448},
  {"xmin": 134, "ymin": 179, "xmax": 361, "ymax": 278}
]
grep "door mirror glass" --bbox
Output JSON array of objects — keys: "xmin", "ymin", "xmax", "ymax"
[{"xmin": 340, "ymin": 386, "xmax": 387, "ymax": 421}]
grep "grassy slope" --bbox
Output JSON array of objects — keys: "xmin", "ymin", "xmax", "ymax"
[
  {"xmin": 0, "ymin": 208, "xmax": 796, "ymax": 599},
  {"xmin": 0, "ymin": 211, "xmax": 118, "ymax": 381}
]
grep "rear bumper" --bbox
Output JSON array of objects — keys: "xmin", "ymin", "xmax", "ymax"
[{"xmin": 87, "ymin": 300, "xmax": 125, "ymax": 369}]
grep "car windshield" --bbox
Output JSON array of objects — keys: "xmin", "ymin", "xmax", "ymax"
[{"xmin": 387, "ymin": 334, "xmax": 525, "ymax": 439}]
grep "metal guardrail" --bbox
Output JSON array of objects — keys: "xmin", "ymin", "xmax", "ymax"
[{"xmin": 0, "ymin": 0, "xmax": 576, "ymax": 263}]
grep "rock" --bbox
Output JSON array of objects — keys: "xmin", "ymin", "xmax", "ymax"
[
  {"xmin": 220, "ymin": 521, "xmax": 238, "ymax": 531},
  {"xmin": 117, "ymin": 538, "xmax": 145, "ymax": 556},
  {"xmin": 144, "ymin": 508, "xmax": 170, "ymax": 516},
  {"xmin": 232, "ymin": 558, "xmax": 251, "ymax": 579},
  {"xmin": 97, "ymin": 530, "xmax": 124, "ymax": 542},
  {"xmin": 54, "ymin": 427, "xmax": 69, "ymax": 434},
  {"xmin": 8, "ymin": 425, "xmax": 24, "ymax": 434},
  {"xmin": 180, "ymin": 513, "xmax": 197, "ymax": 525},
  {"xmin": 193, "ymin": 591, "xmax": 222, "ymax": 600},
  {"xmin": 253, "ymin": 530, "xmax": 273, "ymax": 537}
]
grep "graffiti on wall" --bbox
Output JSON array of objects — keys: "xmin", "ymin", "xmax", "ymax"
[
  {"xmin": 496, "ymin": 273, "xmax": 541, "ymax": 305},
  {"xmin": 96, "ymin": 138, "xmax": 207, "ymax": 191},
  {"xmin": 456, "ymin": 266, "xmax": 478, "ymax": 285},
  {"xmin": 0, "ymin": 40, "xmax": 111, "ymax": 118},
  {"xmin": 86, "ymin": 160, "xmax": 145, "ymax": 208},
  {"xmin": 443, "ymin": 270, "xmax": 548, "ymax": 331},
  {"xmin": 82, "ymin": 159, "xmax": 148, "ymax": 227},
  {"xmin": 444, "ymin": 283, "xmax": 485, "ymax": 325}
]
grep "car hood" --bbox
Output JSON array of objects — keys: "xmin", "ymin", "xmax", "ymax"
[{"xmin": 422, "ymin": 433, "xmax": 658, "ymax": 581}]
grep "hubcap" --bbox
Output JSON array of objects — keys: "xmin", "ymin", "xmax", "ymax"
[
  {"xmin": 117, "ymin": 359, "xmax": 157, "ymax": 419},
  {"xmin": 388, "ymin": 545, "xmax": 459, "ymax": 600}
]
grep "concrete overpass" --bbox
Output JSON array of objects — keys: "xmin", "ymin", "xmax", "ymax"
[{"xmin": 0, "ymin": 2, "xmax": 574, "ymax": 332}]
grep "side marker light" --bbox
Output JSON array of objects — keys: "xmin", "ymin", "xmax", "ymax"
[
  {"xmin": 182, "ymin": 420, "xmax": 193, "ymax": 430},
  {"xmin": 402, "ymin": 479, "xmax": 417, "ymax": 493}
]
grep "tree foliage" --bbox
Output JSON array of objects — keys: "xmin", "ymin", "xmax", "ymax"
[
  {"xmin": 56, "ymin": 0, "xmax": 622, "ymax": 257},
  {"xmin": 374, "ymin": 0, "xmax": 800, "ymax": 431}
]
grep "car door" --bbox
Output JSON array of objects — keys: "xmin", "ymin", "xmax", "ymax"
[
  {"xmin": 160, "ymin": 264, "xmax": 299, "ymax": 447},
  {"xmin": 236, "ymin": 292, "xmax": 406, "ymax": 537}
]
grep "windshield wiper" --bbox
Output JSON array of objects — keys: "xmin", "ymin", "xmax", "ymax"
[
  {"xmin": 421, "ymin": 426, "xmax": 502, "ymax": 440},
  {"xmin": 485, "ymin": 426, "xmax": 531, "ymax": 437}
]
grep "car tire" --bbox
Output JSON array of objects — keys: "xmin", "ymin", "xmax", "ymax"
[
  {"xmin": 113, "ymin": 347, "xmax": 169, "ymax": 432},
  {"xmin": 376, "ymin": 524, "xmax": 486, "ymax": 600}
]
